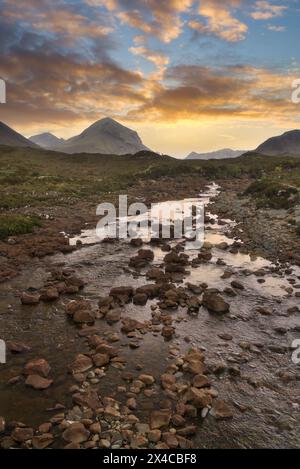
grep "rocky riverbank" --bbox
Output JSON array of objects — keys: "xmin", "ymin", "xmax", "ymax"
[{"xmin": 0, "ymin": 181, "xmax": 300, "ymax": 449}]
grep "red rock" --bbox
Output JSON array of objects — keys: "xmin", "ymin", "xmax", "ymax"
[
  {"xmin": 93, "ymin": 353, "xmax": 110, "ymax": 367},
  {"xmin": 69, "ymin": 354, "xmax": 93, "ymax": 374},
  {"xmin": 150, "ymin": 410, "xmax": 171, "ymax": 429},
  {"xmin": 24, "ymin": 358, "xmax": 51, "ymax": 377},
  {"xmin": 63, "ymin": 423, "xmax": 90, "ymax": 444},
  {"xmin": 32, "ymin": 433, "xmax": 54, "ymax": 449},
  {"xmin": 21, "ymin": 292, "xmax": 40, "ymax": 305},
  {"xmin": 25, "ymin": 374, "xmax": 53, "ymax": 390},
  {"xmin": 11, "ymin": 427, "xmax": 34, "ymax": 443}
]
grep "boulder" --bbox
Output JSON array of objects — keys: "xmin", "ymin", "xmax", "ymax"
[
  {"xmin": 63, "ymin": 422, "xmax": 90, "ymax": 444},
  {"xmin": 202, "ymin": 292, "xmax": 230, "ymax": 314},
  {"xmin": 24, "ymin": 358, "xmax": 51, "ymax": 377},
  {"xmin": 150, "ymin": 410, "xmax": 171, "ymax": 430},
  {"xmin": 20, "ymin": 291, "xmax": 40, "ymax": 305},
  {"xmin": 25, "ymin": 374, "xmax": 53, "ymax": 390},
  {"xmin": 69, "ymin": 354, "xmax": 93, "ymax": 374}
]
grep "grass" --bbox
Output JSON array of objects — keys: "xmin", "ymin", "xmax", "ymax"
[
  {"xmin": 244, "ymin": 179, "xmax": 299, "ymax": 209},
  {"xmin": 0, "ymin": 144, "xmax": 300, "ymax": 225},
  {"xmin": 0, "ymin": 214, "xmax": 41, "ymax": 240}
]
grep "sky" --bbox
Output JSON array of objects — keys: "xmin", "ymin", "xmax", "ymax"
[{"xmin": 0, "ymin": 0, "xmax": 300, "ymax": 158}]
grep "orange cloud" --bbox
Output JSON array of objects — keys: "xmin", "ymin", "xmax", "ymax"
[
  {"xmin": 250, "ymin": 1, "xmax": 287, "ymax": 20},
  {"xmin": 191, "ymin": 0, "xmax": 248, "ymax": 42}
]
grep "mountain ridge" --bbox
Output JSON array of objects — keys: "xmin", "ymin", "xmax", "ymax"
[
  {"xmin": 256, "ymin": 130, "xmax": 300, "ymax": 156},
  {"xmin": 186, "ymin": 148, "xmax": 247, "ymax": 160}
]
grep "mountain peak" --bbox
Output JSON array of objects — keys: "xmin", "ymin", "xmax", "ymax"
[
  {"xmin": 29, "ymin": 132, "xmax": 65, "ymax": 149},
  {"xmin": 256, "ymin": 129, "xmax": 300, "ymax": 156},
  {"xmin": 0, "ymin": 121, "xmax": 39, "ymax": 149},
  {"xmin": 59, "ymin": 118, "xmax": 150, "ymax": 155}
]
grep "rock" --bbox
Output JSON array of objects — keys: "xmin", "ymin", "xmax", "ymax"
[
  {"xmin": 146, "ymin": 268, "xmax": 166, "ymax": 281},
  {"xmin": 211, "ymin": 400, "xmax": 233, "ymax": 419},
  {"xmin": 63, "ymin": 422, "xmax": 90, "ymax": 444},
  {"xmin": 21, "ymin": 291, "xmax": 40, "ymax": 305},
  {"xmin": 198, "ymin": 250, "xmax": 212, "ymax": 262},
  {"xmin": 130, "ymin": 238, "xmax": 143, "ymax": 247},
  {"xmin": 148, "ymin": 429, "xmax": 161, "ymax": 443},
  {"xmin": 192, "ymin": 374, "xmax": 210, "ymax": 388},
  {"xmin": 109, "ymin": 286, "xmax": 134, "ymax": 303},
  {"xmin": 139, "ymin": 374, "xmax": 155, "ymax": 385},
  {"xmin": 24, "ymin": 358, "xmax": 51, "ymax": 377},
  {"xmin": 127, "ymin": 397, "xmax": 137, "ymax": 410},
  {"xmin": 11, "ymin": 427, "xmax": 34, "ymax": 443},
  {"xmin": 202, "ymin": 292, "xmax": 230, "ymax": 314},
  {"xmin": 184, "ymin": 349, "xmax": 206, "ymax": 375},
  {"xmin": 165, "ymin": 263, "xmax": 186, "ymax": 273},
  {"xmin": 93, "ymin": 353, "xmax": 110, "ymax": 367},
  {"xmin": 39, "ymin": 422, "xmax": 52, "ymax": 433},
  {"xmin": 130, "ymin": 435, "xmax": 148, "ymax": 449},
  {"xmin": 162, "ymin": 326, "xmax": 175, "ymax": 339},
  {"xmin": 150, "ymin": 410, "xmax": 171, "ymax": 429},
  {"xmin": 160, "ymin": 373, "xmax": 176, "ymax": 389},
  {"xmin": 162, "ymin": 432, "xmax": 178, "ymax": 448},
  {"xmin": 138, "ymin": 249, "xmax": 154, "ymax": 261},
  {"xmin": 32, "ymin": 434, "xmax": 54, "ymax": 449},
  {"xmin": 95, "ymin": 343, "xmax": 118, "ymax": 357},
  {"xmin": 7, "ymin": 341, "xmax": 31, "ymax": 354},
  {"xmin": 121, "ymin": 317, "xmax": 145, "ymax": 333},
  {"xmin": 40, "ymin": 287, "xmax": 59, "ymax": 302},
  {"xmin": 177, "ymin": 425, "xmax": 197, "ymax": 437},
  {"xmin": 25, "ymin": 374, "xmax": 53, "ymax": 390},
  {"xmin": 136, "ymin": 284, "xmax": 160, "ymax": 298},
  {"xmin": 73, "ymin": 390, "xmax": 101, "ymax": 410},
  {"xmin": 231, "ymin": 280, "xmax": 245, "ymax": 290},
  {"xmin": 73, "ymin": 309, "xmax": 95, "ymax": 324},
  {"xmin": 106, "ymin": 308, "xmax": 122, "ymax": 323},
  {"xmin": 185, "ymin": 387, "xmax": 212, "ymax": 409},
  {"xmin": 133, "ymin": 293, "xmax": 148, "ymax": 306},
  {"xmin": 90, "ymin": 422, "xmax": 101, "ymax": 434},
  {"xmin": 0, "ymin": 416, "xmax": 5, "ymax": 433},
  {"xmin": 65, "ymin": 299, "xmax": 92, "ymax": 317},
  {"xmin": 69, "ymin": 354, "xmax": 93, "ymax": 374}
]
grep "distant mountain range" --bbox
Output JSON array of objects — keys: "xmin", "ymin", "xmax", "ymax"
[
  {"xmin": 30, "ymin": 132, "xmax": 65, "ymax": 149},
  {"xmin": 186, "ymin": 148, "xmax": 246, "ymax": 160},
  {"xmin": 0, "ymin": 121, "xmax": 38, "ymax": 149},
  {"xmin": 2, "ymin": 119, "xmax": 300, "ymax": 159},
  {"xmin": 256, "ymin": 130, "xmax": 300, "ymax": 156},
  {"xmin": 30, "ymin": 118, "xmax": 150, "ymax": 155}
]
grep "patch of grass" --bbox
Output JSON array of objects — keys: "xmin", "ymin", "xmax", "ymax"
[
  {"xmin": 244, "ymin": 179, "xmax": 299, "ymax": 209},
  {"xmin": 0, "ymin": 214, "xmax": 41, "ymax": 240}
]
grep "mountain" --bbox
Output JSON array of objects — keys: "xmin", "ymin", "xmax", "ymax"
[
  {"xmin": 59, "ymin": 118, "xmax": 150, "ymax": 155},
  {"xmin": 30, "ymin": 132, "xmax": 65, "ymax": 149},
  {"xmin": 256, "ymin": 130, "xmax": 300, "ymax": 156},
  {"xmin": 0, "ymin": 121, "xmax": 39, "ymax": 149},
  {"xmin": 186, "ymin": 148, "xmax": 246, "ymax": 160}
]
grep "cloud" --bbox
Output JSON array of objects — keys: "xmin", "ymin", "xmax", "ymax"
[
  {"xmin": 267, "ymin": 24, "xmax": 286, "ymax": 31},
  {"xmin": 190, "ymin": 0, "xmax": 248, "ymax": 42},
  {"xmin": 250, "ymin": 1, "xmax": 287, "ymax": 20},
  {"xmin": 106, "ymin": 0, "xmax": 194, "ymax": 43},
  {"xmin": 129, "ymin": 46, "xmax": 169, "ymax": 80},
  {"xmin": 126, "ymin": 63, "xmax": 298, "ymax": 125}
]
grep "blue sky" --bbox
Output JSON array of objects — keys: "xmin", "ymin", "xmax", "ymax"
[{"xmin": 0, "ymin": 0, "xmax": 299, "ymax": 157}]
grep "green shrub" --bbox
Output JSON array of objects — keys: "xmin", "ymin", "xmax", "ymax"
[{"xmin": 0, "ymin": 215, "xmax": 41, "ymax": 240}]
